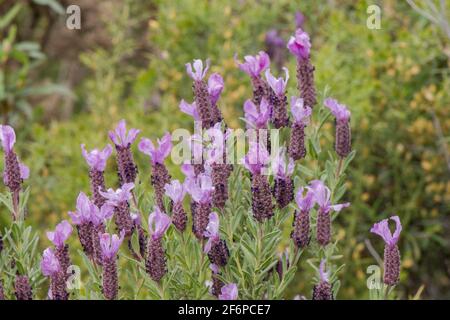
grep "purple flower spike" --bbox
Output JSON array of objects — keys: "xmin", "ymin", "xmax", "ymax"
[
  {"xmin": 68, "ymin": 192, "xmax": 93, "ymax": 225},
  {"xmin": 243, "ymin": 98, "xmax": 272, "ymax": 129},
  {"xmin": 47, "ymin": 220, "xmax": 72, "ymax": 248},
  {"xmin": 81, "ymin": 144, "xmax": 113, "ymax": 172},
  {"xmin": 148, "ymin": 206, "xmax": 171, "ymax": 240},
  {"xmin": 370, "ymin": 216, "xmax": 402, "ymax": 247},
  {"xmin": 208, "ymin": 73, "xmax": 224, "ymax": 105},
  {"xmin": 179, "ymin": 100, "xmax": 200, "ymax": 121},
  {"xmin": 108, "ymin": 120, "xmax": 140, "ymax": 148},
  {"xmin": 99, "ymin": 183, "xmax": 134, "ymax": 207},
  {"xmin": 204, "ymin": 212, "xmax": 220, "ymax": 253},
  {"xmin": 0, "ymin": 125, "xmax": 16, "ymax": 152},
  {"xmin": 138, "ymin": 133, "xmax": 172, "ymax": 165},
  {"xmin": 313, "ymin": 259, "xmax": 333, "ymax": 300},
  {"xmin": 324, "ymin": 98, "xmax": 351, "ymax": 122},
  {"xmin": 287, "ymin": 28, "xmax": 311, "ymax": 59},
  {"xmin": 164, "ymin": 180, "xmax": 186, "ymax": 204},
  {"xmin": 99, "ymin": 231, "xmax": 125, "ymax": 260},
  {"xmin": 371, "ymin": 216, "xmax": 402, "ymax": 286},
  {"xmin": 265, "ymin": 68, "xmax": 289, "ymax": 96},
  {"xmin": 41, "ymin": 248, "xmax": 61, "ymax": 277},
  {"xmin": 292, "ymin": 187, "xmax": 315, "ymax": 248},
  {"xmin": 291, "ymin": 97, "xmax": 312, "ymax": 125},
  {"xmin": 41, "ymin": 247, "xmax": 68, "ymax": 300},
  {"xmin": 237, "ymin": 51, "xmax": 270, "ymax": 78},
  {"xmin": 309, "ymin": 180, "xmax": 350, "ymax": 214},
  {"xmin": 186, "ymin": 59, "xmax": 210, "ymax": 81},
  {"xmin": 272, "ymin": 149, "xmax": 295, "ymax": 208},
  {"xmin": 219, "ymin": 283, "xmax": 238, "ymax": 300}
]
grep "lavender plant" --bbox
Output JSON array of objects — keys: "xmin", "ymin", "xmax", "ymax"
[{"xmin": 0, "ymin": 24, "xmax": 405, "ymax": 301}]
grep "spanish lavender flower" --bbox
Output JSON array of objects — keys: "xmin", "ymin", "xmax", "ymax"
[
  {"xmin": 47, "ymin": 220, "xmax": 72, "ymax": 279},
  {"xmin": 209, "ymin": 264, "xmax": 224, "ymax": 297},
  {"xmin": 243, "ymin": 142, "xmax": 273, "ymax": 221},
  {"xmin": 218, "ymin": 283, "xmax": 238, "ymax": 300},
  {"xmin": 41, "ymin": 248, "xmax": 68, "ymax": 300},
  {"xmin": 370, "ymin": 216, "xmax": 402, "ymax": 286},
  {"xmin": 204, "ymin": 212, "xmax": 229, "ymax": 267},
  {"xmin": 205, "ymin": 124, "xmax": 233, "ymax": 209},
  {"xmin": 0, "ymin": 125, "xmax": 29, "ymax": 192},
  {"xmin": 271, "ymin": 149, "xmax": 295, "ymax": 209},
  {"xmin": 265, "ymin": 68, "xmax": 289, "ymax": 128},
  {"xmin": 138, "ymin": 133, "xmax": 172, "ymax": 210},
  {"xmin": 165, "ymin": 180, "xmax": 187, "ymax": 231},
  {"xmin": 131, "ymin": 213, "xmax": 147, "ymax": 258},
  {"xmin": 99, "ymin": 183, "xmax": 135, "ymax": 237},
  {"xmin": 90, "ymin": 204, "xmax": 114, "ymax": 265},
  {"xmin": 288, "ymin": 97, "xmax": 312, "ymax": 160},
  {"xmin": 146, "ymin": 207, "xmax": 171, "ymax": 282},
  {"xmin": 69, "ymin": 192, "xmax": 95, "ymax": 257},
  {"xmin": 236, "ymin": 51, "xmax": 270, "ymax": 105},
  {"xmin": 287, "ymin": 29, "xmax": 316, "ymax": 109},
  {"xmin": 14, "ymin": 275, "xmax": 32, "ymax": 300},
  {"xmin": 109, "ymin": 120, "xmax": 140, "ymax": 185},
  {"xmin": 309, "ymin": 180, "xmax": 350, "ymax": 246},
  {"xmin": 208, "ymin": 73, "xmax": 224, "ymax": 124},
  {"xmin": 312, "ymin": 260, "xmax": 333, "ymax": 300},
  {"xmin": 243, "ymin": 98, "xmax": 272, "ymax": 151},
  {"xmin": 0, "ymin": 125, "xmax": 29, "ymax": 220},
  {"xmin": 324, "ymin": 98, "xmax": 352, "ymax": 158},
  {"xmin": 185, "ymin": 173, "xmax": 214, "ymax": 239},
  {"xmin": 81, "ymin": 144, "xmax": 113, "ymax": 207},
  {"xmin": 186, "ymin": 59, "xmax": 215, "ymax": 128},
  {"xmin": 99, "ymin": 231, "xmax": 125, "ymax": 300},
  {"xmin": 291, "ymin": 187, "xmax": 315, "ymax": 248}
]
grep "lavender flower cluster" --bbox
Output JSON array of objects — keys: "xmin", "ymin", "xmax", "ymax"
[{"xmin": 0, "ymin": 25, "xmax": 402, "ymax": 301}]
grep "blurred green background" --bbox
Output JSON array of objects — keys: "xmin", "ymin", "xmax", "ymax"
[{"xmin": 1, "ymin": 0, "xmax": 449, "ymax": 299}]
